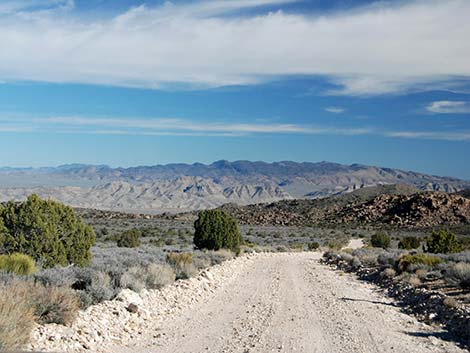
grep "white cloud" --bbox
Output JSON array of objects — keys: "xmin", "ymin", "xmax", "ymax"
[
  {"xmin": 0, "ymin": 0, "xmax": 468, "ymax": 94},
  {"xmin": 426, "ymin": 101, "xmax": 470, "ymax": 114},
  {"xmin": 1, "ymin": 115, "xmax": 372, "ymax": 136},
  {"xmin": 324, "ymin": 107, "xmax": 345, "ymax": 114},
  {"xmin": 2, "ymin": 115, "xmax": 470, "ymax": 141},
  {"xmin": 386, "ymin": 131, "xmax": 470, "ymax": 141}
]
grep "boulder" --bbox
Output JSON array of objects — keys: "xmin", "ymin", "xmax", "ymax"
[{"xmin": 115, "ymin": 289, "xmax": 143, "ymax": 306}]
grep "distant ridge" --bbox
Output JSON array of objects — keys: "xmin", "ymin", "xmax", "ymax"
[{"xmin": 0, "ymin": 161, "xmax": 469, "ymax": 213}]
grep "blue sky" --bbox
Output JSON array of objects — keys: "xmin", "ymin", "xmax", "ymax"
[{"xmin": 0, "ymin": 0, "xmax": 469, "ymax": 179}]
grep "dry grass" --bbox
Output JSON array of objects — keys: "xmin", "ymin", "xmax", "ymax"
[
  {"xmin": 166, "ymin": 253, "xmax": 197, "ymax": 279},
  {"xmin": 31, "ymin": 284, "xmax": 80, "ymax": 325},
  {"xmin": 121, "ymin": 263, "xmax": 176, "ymax": 292},
  {"xmin": 381, "ymin": 268, "xmax": 396, "ymax": 279},
  {"xmin": 444, "ymin": 262, "xmax": 470, "ymax": 289},
  {"xmin": 0, "ymin": 281, "xmax": 35, "ymax": 350}
]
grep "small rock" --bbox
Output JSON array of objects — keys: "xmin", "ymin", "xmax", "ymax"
[{"xmin": 127, "ymin": 303, "xmax": 139, "ymax": 313}]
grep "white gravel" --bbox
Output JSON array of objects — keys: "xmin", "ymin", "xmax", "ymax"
[{"xmin": 29, "ymin": 252, "xmax": 466, "ymax": 353}]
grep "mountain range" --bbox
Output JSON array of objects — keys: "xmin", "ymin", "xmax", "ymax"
[{"xmin": 0, "ymin": 161, "xmax": 468, "ymax": 213}]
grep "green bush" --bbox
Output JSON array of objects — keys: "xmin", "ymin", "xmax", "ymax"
[
  {"xmin": 396, "ymin": 253, "xmax": 443, "ymax": 273},
  {"xmin": 370, "ymin": 232, "xmax": 391, "ymax": 249},
  {"xmin": 308, "ymin": 242, "xmax": 320, "ymax": 250},
  {"xmin": 425, "ymin": 229, "xmax": 463, "ymax": 254},
  {"xmin": 398, "ymin": 236, "xmax": 421, "ymax": 250},
  {"xmin": 193, "ymin": 210, "xmax": 242, "ymax": 252},
  {"xmin": 0, "ymin": 195, "xmax": 95, "ymax": 268},
  {"xmin": 0, "ymin": 253, "xmax": 36, "ymax": 275},
  {"xmin": 116, "ymin": 228, "xmax": 141, "ymax": 248}
]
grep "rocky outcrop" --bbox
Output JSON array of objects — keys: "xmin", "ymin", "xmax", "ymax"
[
  {"xmin": 220, "ymin": 191, "xmax": 470, "ymax": 228},
  {"xmin": 329, "ymin": 192, "xmax": 470, "ymax": 227}
]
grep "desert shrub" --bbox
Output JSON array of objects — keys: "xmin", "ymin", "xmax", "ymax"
[
  {"xmin": 397, "ymin": 253, "xmax": 443, "ymax": 273},
  {"xmin": 75, "ymin": 270, "xmax": 115, "ymax": 308},
  {"xmin": 276, "ymin": 245, "xmax": 289, "ymax": 252},
  {"xmin": 193, "ymin": 257, "xmax": 211, "ymax": 269},
  {"xmin": 34, "ymin": 266, "xmax": 76, "ymax": 288},
  {"xmin": 444, "ymin": 251, "xmax": 470, "ymax": 263},
  {"xmin": 377, "ymin": 252, "xmax": 396, "ymax": 267},
  {"xmin": 325, "ymin": 239, "xmax": 344, "ymax": 250},
  {"xmin": 405, "ymin": 274, "xmax": 422, "ymax": 287},
  {"xmin": 120, "ymin": 266, "xmax": 145, "ymax": 292},
  {"xmin": 193, "ymin": 210, "xmax": 242, "ymax": 252},
  {"xmin": 370, "ymin": 232, "xmax": 391, "ymax": 249},
  {"xmin": 166, "ymin": 252, "xmax": 197, "ymax": 279},
  {"xmin": 164, "ymin": 238, "xmax": 174, "ymax": 246},
  {"xmin": 381, "ymin": 268, "xmax": 396, "ymax": 279},
  {"xmin": 150, "ymin": 238, "xmax": 165, "ymax": 247},
  {"xmin": 144, "ymin": 263, "xmax": 176, "ymax": 288},
  {"xmin": 121, "ymin": 264, "xmax": 175, "ymax": 292},
  {"xmin": 0, "ymin": 195, "xmax": 95, "ymax": 268},
  {"xmin": 30, "ymin": 284, "xmax": 79, "ymax": 325},
  {"xmin": 290, "ymin": 243, "xmax": 305, "ymax": 251},
  {"xmin": 425, "ymin": 230, "xmax": 463, "ymax": 254},
  {"xmin": 117, "ymin": 228, "xmax": 141, "ymax": 248},
  {"xmin": 323, "ymin": 250, "xmax": 339, "ymax": 261},
  {"xmin": 338, "ymin": 252, "xmax": 354, "ymax": 263},
  {"xmin": 308, "ymin": 242, "xmax": 320, "ymax": 250},
  {"xmin": 443, "ymin": 262, "xmax": 470, "ymax": 289},
  {"xmin": 0, "ymin": 280, "xmax": 78, "ymax": 328},
  {"xmin": 0, "ymin": 281, "xmax": 35, "ymax": 350},
  {"xmin": 398, "ymin": 236, "xmax": 421, "ymax": 250},
  {"xmin": 202, "ymin": 249, "xmax": 235, "ymax": 266},
  {"xmin": 443, "ymin": 297, "xmax": 458, "ymax": 308},
  {"xmin": 0, "ymin": 253, "xmax": 36, "ymax": 275}
]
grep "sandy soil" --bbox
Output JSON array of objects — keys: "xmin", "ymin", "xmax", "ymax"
[{"xmin": 109, "ymin": 252, "xmax": 464, "ymax": 353}]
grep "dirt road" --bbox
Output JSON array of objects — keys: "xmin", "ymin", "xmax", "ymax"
[{"xmin": 113, "ymin": 252, "xmax": 465, "ymax": 353}]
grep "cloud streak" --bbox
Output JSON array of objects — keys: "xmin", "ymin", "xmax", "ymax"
[
  {"xmin": 426, "ymin": 101, "xmax": 470, "ymax": 114},
  {"xmin": 324, "ymin": 107, "xmax": 345, "ymax": 114},
  {"xmin": 0, "ymin": 0, "xmax": 469, "ymax": 95},
  {"xmin": 1, "ymin": 115, "xmax": 469, "ymax": 142}
]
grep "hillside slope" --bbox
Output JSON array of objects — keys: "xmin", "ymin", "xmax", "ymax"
[{"xmin": 219, "ymin": 187, "xmax": 470, "ymax": 228}]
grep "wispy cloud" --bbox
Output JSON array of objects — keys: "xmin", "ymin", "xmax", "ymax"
[
  {"xmin": 426, "ymin": 101, "xmax": 470, "ymax": 114},
  {"xmin": 2, "ymin": 115, "xmax": 469, "ymax": 142},
  {"xmin": 386, "ymin": 131, "xmax": 470, "ymax": 142},
  {"xmin": 1, "ymin": 115, "xmax": 373, "ymax": 137},
  {"xmin": 324, "ymin": 107, "xmax": 345, "ymax": 114},
  {"xmin": 0, "ymin": 0, "xmax": 469, "ymax": 95}
]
